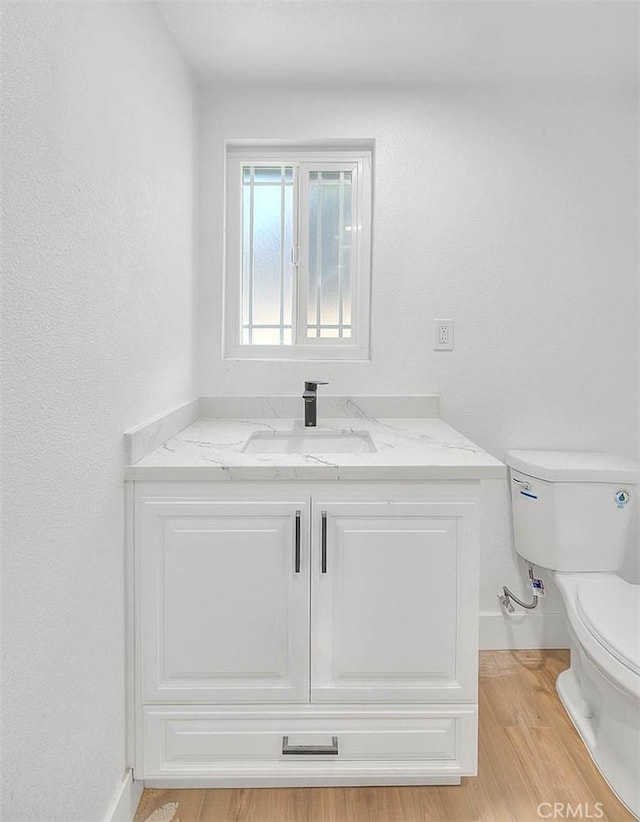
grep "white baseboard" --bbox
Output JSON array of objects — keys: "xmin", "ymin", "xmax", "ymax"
[
  {"xmin": 480, "ymin": 611, "xmax": 570, "ymax": 650},
  {"xmin": 104, "ymin": 770, "xmax": 143, "ymax": 822}
]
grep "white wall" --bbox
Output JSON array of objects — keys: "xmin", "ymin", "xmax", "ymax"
[
  {"xmin": 0, "ymin": 3, "xmax": 197, "ymax": 819},
  {"xmin": 635, "ymin": 10, "xmax": 640, "ymax": 584},
  {"xmin": 199, "ymin": 84, "xmax": 639, "ymax": 637}
]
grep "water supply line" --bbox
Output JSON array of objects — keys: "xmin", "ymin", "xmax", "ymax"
[{"xmin": 498, "ymin": 564, "xmax": 544, "ymax": 613}]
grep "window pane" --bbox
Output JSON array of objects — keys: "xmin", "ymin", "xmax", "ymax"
[
  {"xmin": 241, "ymin": 165, "xmax": 293, "ymax": 345},
  {"xmin": 252, "ymin": 184, "xmax": 283, "ymax": 325},
  {"xmin": 283, "ymin": 184, "xmax": 293, "ymax": 341},
  {"xmin": 254, "ymin": 167, "xmax": 282, "ymax": 183},
  {"xmin": 242, "ymin": 184, "xmax": 251, "ymax": 328},
  {"xmin": 342, "ymin": 186, "xmax": 352, "ymax": 328},
  {"xmin": 248, "ymin": 327, "xmax": 287, "ymax": 345},
  {"xmin": 306, "ymin": 170, "xmax": 353, "ymax": 339},
  {"xmin": 242, "ymin": 326, "xmax": 292, "ymax": 344}
]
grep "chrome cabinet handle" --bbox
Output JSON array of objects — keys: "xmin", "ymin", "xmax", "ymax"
[
  {"xmin": 321, "ymin": 510, "xmax": 327, "ymax": 573},
  {"xmin": 295, "ymin": 510, "xmax": 301, "ymax": 573},
  {"xmin": 282, "ymin": 736, "xmax": 338, "ymax": 756}
]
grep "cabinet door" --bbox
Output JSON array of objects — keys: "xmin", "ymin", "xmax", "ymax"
[
  {"xmin": 311, "ymin": 500, "xmax": 478, "ymax": 703},
  {"xmin": 137, "ymin": 496, "xmax": 310, "ymax": 703}
]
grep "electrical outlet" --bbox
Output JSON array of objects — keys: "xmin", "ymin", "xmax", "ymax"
[{"xmin": 434, "ymin": 319, "xmax": 454, "ymax": 351}]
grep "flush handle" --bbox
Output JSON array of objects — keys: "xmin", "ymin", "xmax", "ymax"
[{"xmin": 512, "ymin": 477, "xmax": 532, "ymax": 491}]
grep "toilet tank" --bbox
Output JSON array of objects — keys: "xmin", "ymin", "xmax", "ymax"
[{"xmin": 506, "ymin": 450, "xmax": 639, "ymax": 572}]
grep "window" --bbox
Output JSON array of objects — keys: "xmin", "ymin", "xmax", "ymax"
[{"xmin": 224, "ymin": 142, "xmax": 373, "ymax": 360}]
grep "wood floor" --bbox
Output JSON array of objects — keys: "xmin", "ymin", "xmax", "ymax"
[{"xmin": 134, "ymin": 650, "xmax": 635, "ymax": 822}]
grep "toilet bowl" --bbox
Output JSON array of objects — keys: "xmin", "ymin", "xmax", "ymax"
[
  {"xmin": 554, "ymin": 572, "xmax": 640, "ymax": 818},
  {"xmin": 506, "ymin": 450, "xmax": 640, "ymax": 819}
]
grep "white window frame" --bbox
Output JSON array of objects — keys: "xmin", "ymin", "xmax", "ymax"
[{"xmin": 223, "ymin": 142, "xmax": 373, "ymax": 361}]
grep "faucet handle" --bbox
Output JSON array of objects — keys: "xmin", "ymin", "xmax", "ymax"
[{"xmin": 304, "ymin": 381, "xmax": 328, "ymax": 391}]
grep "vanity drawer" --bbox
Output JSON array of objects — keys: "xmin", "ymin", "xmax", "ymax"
[{"xmin": 140, "ymin": 705, "xmax": 477, "ymax": 784}]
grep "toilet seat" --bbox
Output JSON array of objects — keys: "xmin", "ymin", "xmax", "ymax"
[
  {"xmin": 554, "ymin": 573, "xmax": 640, "ymax": 698},
  {"xmin": 554, "ymin": 572, "xmax": 640, "ymax": 818},
  {"xmin": 576, "ymin": 577, "xmax": 640, "ymax": 676}
]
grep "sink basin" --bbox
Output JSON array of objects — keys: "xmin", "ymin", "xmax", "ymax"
[{"xmin": 242, "ymin": 430, "xmax": 377, "ymax": 455}]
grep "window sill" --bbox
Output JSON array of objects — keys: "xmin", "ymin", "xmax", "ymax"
[{"xmin": 223, "ymin": 343, "xmax": 370, "ymax": 362}]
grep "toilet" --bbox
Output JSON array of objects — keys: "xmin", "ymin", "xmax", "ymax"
[{"xmin": 506, "ymin": 450, "xmax": 640, "ymax": 819}]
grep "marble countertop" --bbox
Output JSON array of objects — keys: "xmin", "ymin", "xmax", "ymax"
[{"xmin": 125, "ymin": 417, "xmax": 505, "ymax": 481}]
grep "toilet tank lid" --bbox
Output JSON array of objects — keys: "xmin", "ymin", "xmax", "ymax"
[{"xmin": 506, "ymin": 450, "xmax": 640, "ymax": 483}]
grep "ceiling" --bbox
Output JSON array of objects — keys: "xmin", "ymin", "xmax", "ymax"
[{"xmin": 158, "ymin": 1, "xmax": 638, "ymax": 88}]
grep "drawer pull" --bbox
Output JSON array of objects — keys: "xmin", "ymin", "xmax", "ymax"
[
  {"xmin": 282, "ymin": 736, "xmax": 338, "ymax": 756},
  {"xmin": 321, "ymin": 510, "xmax": 327, "ymax": 573},
  {"xmin": 295, "ymin": 510, "xmax": 301, "ymax": 573}
]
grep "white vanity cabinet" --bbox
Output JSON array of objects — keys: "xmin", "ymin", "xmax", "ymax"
[
  {"xmin": 133, "ymin": 480, "xmax": 481, "ymax": 787},
  {"xmin": 137, "ymin": 497, "xmax": 311, "ymax": 704},
  {"xmin": 311, "ymin": 499, "xmax": 478, "ymax": 704}
]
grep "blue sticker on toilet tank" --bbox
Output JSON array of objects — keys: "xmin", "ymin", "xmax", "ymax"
[
  {"xmin": 520, "ymin": 490, "xmax": 538, "ymax": 499},
  {"xmin": 615, "ymin": 489, "xmax": 630, "ymax": 508}
]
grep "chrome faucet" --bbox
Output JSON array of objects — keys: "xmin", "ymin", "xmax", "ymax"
[{"xmin": 303, "ymin": 381, "xmax": 328, "ymax": 427}]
